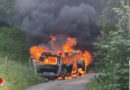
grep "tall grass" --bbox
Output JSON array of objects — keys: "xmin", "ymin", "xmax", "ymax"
[{"xmin": 0, "ymin": 57, "xmax": 44, "ymax": 90}]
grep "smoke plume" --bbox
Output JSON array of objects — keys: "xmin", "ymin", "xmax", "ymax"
[{"xmin": 15, "ymin": 0, "xmax": 103, "ymax": 51}]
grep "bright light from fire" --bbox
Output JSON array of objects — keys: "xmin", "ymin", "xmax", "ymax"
[{"xmin": 30, "ymin": 35, "xmax": 92, "ymax": 80}]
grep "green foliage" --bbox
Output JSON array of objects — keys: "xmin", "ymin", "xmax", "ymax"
[
  {"xmin": 0, "ymin": 22, "xmax": 43, "ymax": 89},
  {"xmin": 0, "ymin": 1, "xmax": 45, "ymax": 89},
  {"xmin": 0, "ymin": 26, "xmax": 29, "ymax": 61},
  {"xmin": 0, "ymin": 25, "xmax": 44, "ymax": 90},
  {"xmin": 89, "ymin": 0, "xmax": 130, "ymax": 90},
  {"xmin": 0, "ymin": 57, "xmax": 43, "ymax": 90},
  {"xmin": 98, "ymin": 0, "xmax": 120, "ymax": 30}
]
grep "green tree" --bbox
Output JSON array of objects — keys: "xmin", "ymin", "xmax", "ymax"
[
  {"xmin": 0, "ymin": 26, "xmax": 29, "ymax": 61},
  {"xmin": 89, "ymin": 0, "xmax": 130, "ymax": 90}
]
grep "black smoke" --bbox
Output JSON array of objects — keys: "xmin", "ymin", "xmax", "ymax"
[{"xmin": 15, "ymin": 0, "xmax": 103, "ymax": 51}]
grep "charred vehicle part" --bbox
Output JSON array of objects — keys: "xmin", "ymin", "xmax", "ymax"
[{"xmin": 31, "ymin": 52, "xmax": 86, "ymax": 79}]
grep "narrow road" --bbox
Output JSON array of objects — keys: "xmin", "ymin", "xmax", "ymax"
[{"xmin": 25, "ymin": 74, "xmax": 94, "ymax": 90}]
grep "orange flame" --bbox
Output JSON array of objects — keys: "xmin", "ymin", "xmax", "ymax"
[
  {"xmin": 30, "ymin": 46, "xmax": 48, "ymax": 62},
  {"xmin": 30, "ymin": 35, "xmax": 92, "ymax": 80},
  {"xmin": 62, "ymin": 37, "xmax": 76, "ymax": 52}
]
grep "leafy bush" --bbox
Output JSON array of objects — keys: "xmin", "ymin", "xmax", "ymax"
[{"xmin": 89, "ymin": 0, "xmax": 130, "ymax": 90}]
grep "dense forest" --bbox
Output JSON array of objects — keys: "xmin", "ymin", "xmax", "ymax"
[{"xmin": 0, "ymin": 0, "xmax": 129, "ymax": 90}]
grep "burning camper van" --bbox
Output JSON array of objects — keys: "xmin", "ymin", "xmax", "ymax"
[{"xmin": 30, "ymin": 36, "xmax": 92, "ymax": 80}]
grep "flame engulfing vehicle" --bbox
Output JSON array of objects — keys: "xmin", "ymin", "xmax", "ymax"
[{"xmin": 30, "ymin": 36, "xmax": 92, "ymax": 80}]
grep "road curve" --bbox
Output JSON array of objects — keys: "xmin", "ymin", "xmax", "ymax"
[{"xmin": 25, "ymin": 75, "xmax": 93, "ymax": 90}]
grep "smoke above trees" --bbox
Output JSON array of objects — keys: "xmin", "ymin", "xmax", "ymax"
[{"xmin": 1, "ymin": 0, "xmax": 104, "ymax": 50}]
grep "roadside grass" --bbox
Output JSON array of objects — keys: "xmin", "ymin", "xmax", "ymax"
[
  {"xmin": 0, "ymin": 57, "xmax": 44, "ymax": 90},
  {"xmin": 87, "ymin": 77, "xmax": 100, "ymax": 90}
]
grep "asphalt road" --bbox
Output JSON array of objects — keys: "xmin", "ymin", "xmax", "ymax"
[{"xmin": 25, "ymin": 75, "xmax": 93, "ymax": 90}]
